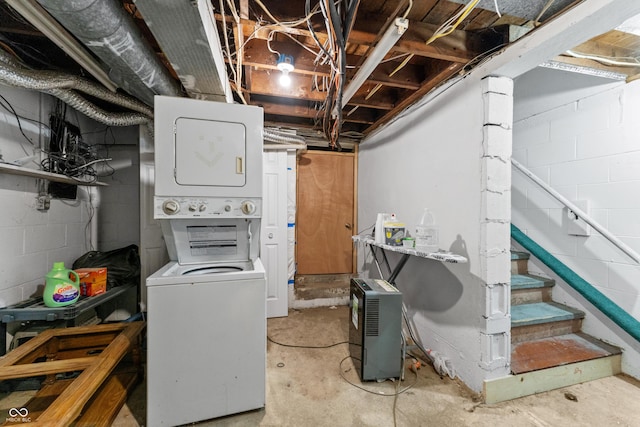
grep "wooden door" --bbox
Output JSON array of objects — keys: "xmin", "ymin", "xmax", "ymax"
[{"xmin": 297, "ymin": 151, "xmax": 355, "ymax": 274}]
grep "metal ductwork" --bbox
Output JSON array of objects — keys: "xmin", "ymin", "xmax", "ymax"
[
  {"xmin": 449, "ymin": 0, "xmax": 575, "ymax": 21},
  {"xmin": 0, "ymin": 49, "xmax": 152, "ymax": 129},
  {"xmin": 36, "ymin": 0, "xmax": 182, "ymax": 105},
  {"xmin": 133, "ymin": 0, "xmax": 231, "ymax": 102}
]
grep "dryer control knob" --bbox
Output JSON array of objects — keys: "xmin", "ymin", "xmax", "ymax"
[
  {"xmin": 199, "ymin": 204, "xmax": 207, "ymax": 212},
  {"xmin": 162, "ymin": 200, "xmax": 180, "ymax": 215},
  {"xmin": 188, "ymin": 204, "xmax": 197, "ymax": 212},
  {"xmin": 241, "ymin": 201, "xmax": 256, "ymax": 215},
  {"xmin": 224, "ymin": 204, "xmax": 232, "ymax": 212}
]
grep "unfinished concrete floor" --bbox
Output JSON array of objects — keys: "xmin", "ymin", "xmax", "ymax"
[{"xmin": 2, "ymin": 305, "xmax": 639, "ymax": 426}]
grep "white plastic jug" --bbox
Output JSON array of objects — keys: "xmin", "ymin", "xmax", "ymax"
[{"xmin": 415, "ymin": 208, "xmax": 439, "ymax": 253}]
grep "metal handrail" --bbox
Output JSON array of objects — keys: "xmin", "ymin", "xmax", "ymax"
[{"xmin": 511, "ymin": 158, "xmax": 640, "ymax": 264}]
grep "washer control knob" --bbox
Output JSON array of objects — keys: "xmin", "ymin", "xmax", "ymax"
[
  {"xmin": 162, "ymin": 199, "xmax": 180, "ymax": 215},
  {"xmin": 241, "ymin": 200, "xmax": 256, "ymax": 215},
  {"xmin": 224, "ymin": 204, "xmax": 232, "ymax": 212},
  {"xmin": 199, "ymin": 204, "xmax": 207, "ymax": 212},
  {"xmin": 188, "ymin": 204, "xmax": 197, "ymax": 212}
]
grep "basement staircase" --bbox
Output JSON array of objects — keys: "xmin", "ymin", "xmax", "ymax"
[{"xmin": 485, "ymin": 250, "xmax": 623, "ymax": 403}]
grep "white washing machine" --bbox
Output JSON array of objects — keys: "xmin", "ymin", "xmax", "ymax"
[
  {"xmin": 147, "ymin": 97, "xmax": 266, "ymax": 426},
  {"xmin": 146, "ymin": 257, "xmax": 265, "ymax": 426}
]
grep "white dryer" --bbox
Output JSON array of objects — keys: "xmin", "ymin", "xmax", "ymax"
[{"xmin": 147, "ymin": 97, "xmax": 266, "ymax": 426}]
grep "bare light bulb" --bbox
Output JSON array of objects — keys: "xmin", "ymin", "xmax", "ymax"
[
  {"xmin": 276, "ymin": 54, "xmax": 294, "ymax": 87},
  {"xmin": 279, "ymin": 70, "xmax": 291, "ymax": 87}
]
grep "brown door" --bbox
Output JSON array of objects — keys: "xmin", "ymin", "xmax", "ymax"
[{"xmin": 297, "ymin": 151, "xmax": 355, "ymax": 274}]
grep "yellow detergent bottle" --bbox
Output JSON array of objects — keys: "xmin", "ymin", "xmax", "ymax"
[{"xmin": 43, "ymin": 262, "xmax": 80, "ymax": 307}]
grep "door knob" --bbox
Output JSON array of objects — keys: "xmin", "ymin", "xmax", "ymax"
[
  {"xmin": 268, "ymin": 233, "xmax": 274, "ymax": 239},
  {"xmin": 345, "ymin": 223, "xmax": 352, "ymax": 230}
]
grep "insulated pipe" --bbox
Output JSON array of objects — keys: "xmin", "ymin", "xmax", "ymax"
[
  {"xmin": 263, "ymin": 129, "xmax": 306, "ymax": 144},
  {"xmin": 511, "ymin": 224, "xmax": 640, "ymax": 344},
  {"xmin": 45, "ymin": 88, "xmax": 151, "ymax": 128},
  {"xmin": 37, "ymin": 0, "xmax": 182, "ymax": 105},
  {"xmin": 0, "ymin": 51, "xmax": 153, "ymax": 117}
]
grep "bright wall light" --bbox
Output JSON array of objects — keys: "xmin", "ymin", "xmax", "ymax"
[
  {"xmin": 276, "ymin": 54, "xmax": 294, "ymax": 87},
  {"xmin": 6, "ymin": 0, "xmax": 118, "ymax": 91},
  {"xmin": 337, "ymin": 17, "xmax": 408, "ymax": 113}
]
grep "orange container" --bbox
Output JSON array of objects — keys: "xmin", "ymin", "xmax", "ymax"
[{"xmin": 75, "ymin": 267, "xmax": 107, "ymax": 297}]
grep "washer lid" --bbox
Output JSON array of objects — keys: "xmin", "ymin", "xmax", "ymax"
[{"xmin": 181, "ymin": 265, "xmax": 244, "ymax": 275}]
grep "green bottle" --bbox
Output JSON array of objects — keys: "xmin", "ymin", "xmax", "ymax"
[{"xmin": 43, "ymin": 262, "xmax": 80, "ymax": 307}]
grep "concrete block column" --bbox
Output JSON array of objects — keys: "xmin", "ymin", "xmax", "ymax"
[{"xmin": 479, "ymin": 76, "xmax": 513, "ymax": 376}]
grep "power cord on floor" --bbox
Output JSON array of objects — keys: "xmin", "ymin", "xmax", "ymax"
[
  {"xmin": 267, "ymin": 335, "xmax": 351, "ymax": 349},
  {"xmin": 338, "ymin": 356, "xmax": 418, "ymax": 397}
]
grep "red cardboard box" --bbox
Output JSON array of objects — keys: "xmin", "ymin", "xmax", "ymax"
[{"xmin": 75, "ymin": 267, "xmax": 107, "ymax": 297}]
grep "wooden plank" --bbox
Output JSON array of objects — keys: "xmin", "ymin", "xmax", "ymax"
[
  {"xmin": 241, "ymin": 39, "xmax": 424, "ymax": 90},
  {"xmin": 248, "ymin": 69, "xmax": 326, "ymax": 102},
  {"xmin": 218, "ymin": 15, "xmax": 490, "ymax": 63},
  {"xmin": 0, "ymin": 357, "xmax": 95, "ymax": 381},
  {"xmin": 0, "ymin": 163, "xmax": 107, "ymax": 187},
  {"xmin": 1, "ymin": 365, "xmax": 140, "ymax": 426},
  {"xmin": 32, "ymin": 322, "xmax": 144, "ymax": 426},
  {"xmin": 74, "ymin": 368, "xmax": 140, "ymax": 427},
  {"xmin": 257, "ymin": 101, "xmax": 376, "ymax": 124},
  {"xmin": 363, "ymin": 61, "xmax": 463, "ymax": 134},
  {"xmin": 484, "ymin": 355, "xmax": 621, "ymax": 404},
  {"xmin": 511, "ymin": 333, "xmax": 621, "ymax": 374},
  {"xmin": 0, "ymin": 323, "xmax": 131, "ymax": 368}
]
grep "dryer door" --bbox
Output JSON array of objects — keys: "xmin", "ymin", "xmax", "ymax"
[{"xmin": 175, "ymin": 117, "xmax": 246, "ymax": 187}]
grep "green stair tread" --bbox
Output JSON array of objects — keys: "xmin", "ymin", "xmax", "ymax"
[
  {"xmin": 511, "ymin": 273, "xmax": 555, "ymax": 290},
  {"xmin": 511, "ymin": 251, "xmax": 530, "ymax": 261},
  {"xmin": 511, "ymin": 332, "xmax": 622, "ymax": 374},
  {"xmin": 512, "ymin": 301, "xmax": 584, "ymax": 327}
]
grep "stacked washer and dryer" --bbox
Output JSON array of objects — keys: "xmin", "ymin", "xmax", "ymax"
[{"xmin": 146, "ymin": 96, "xmax": 266, "ymax": 426}]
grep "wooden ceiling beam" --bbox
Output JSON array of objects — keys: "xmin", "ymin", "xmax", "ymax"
[
  {"xmin": 246, "ymin": 69, "xmax": 326, "ymax": 101},
  {"xmin": 215, "ymin": 14, "xmax": 492, "ymax": 63},
  {"xmin": 255, "ymin": 101, "xmax": 376, "ymax": 124},
  {"xmin": 241, "ymin": 38, "xmax": 423, "ymax": 90},
  {"xmin": 245, "ymin": 69, "xmax": 397, "ymax": 110},
  {"xmin": 363, "ymin": 62, "xmax": 464, "ymax": 135}
]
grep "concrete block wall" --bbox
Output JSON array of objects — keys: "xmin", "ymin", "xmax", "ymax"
[
  {"xmin": 512, "ymin": 67, "xmax": 640, "ymax": 378},
  {"xmin": 358, "ymin": 74, "xmax": 511, "ymax": 393},
  {"xmin": 0, "ymin": 87, "xmax": 90, "ymax": 307},
  {"xmin": 0, "ymin": 86, "xmax": 140, "ymax": 320}
]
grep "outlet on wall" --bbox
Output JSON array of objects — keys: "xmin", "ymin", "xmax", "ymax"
[{"xmin": 36, "ymin": 194, "xmax": 50, "ymax": 211}]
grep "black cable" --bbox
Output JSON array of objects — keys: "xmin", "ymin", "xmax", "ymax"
[
  {"xmin": 306, "ymin": 0, "xmax": 336, "ymax": 70},
  {"xmin": 267, "ymin": 335, "xmax": 351, "ymax": 349},
  {"xmin": 0, "ymin": 93, "xmax": 35, "ymax": 145}
]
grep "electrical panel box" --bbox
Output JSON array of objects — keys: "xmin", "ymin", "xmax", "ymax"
[{"xmin": 349, "ymin": 278, "xmax": 403, "ymax": 381}]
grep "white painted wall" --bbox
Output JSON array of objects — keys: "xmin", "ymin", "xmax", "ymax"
[
  {"xmin": 512, "ymin": 67, "xmax": 640, "ymax": 378},
  {"xmin": 358, "ymin": 76, "xmax": 512, "ymax": 392},
  {"xmin": 97, "ymin": 130, "xmax": 140, "ymax": 252},
  {"xmin": 0, "ymin": 87, "xmax": 90, "ymax": 307},
  {"xmin": 0, "ymin": 86, "xmax": 139, "ymax": 325}
]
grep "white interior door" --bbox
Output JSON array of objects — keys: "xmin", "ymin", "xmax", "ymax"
[
  {"xmin": 262, "ymin": 150, "xmax": 288, "ymax": 318},
  {"xmin": 139, "ymin": 126, "xmax": 169, "ymax": 306}
]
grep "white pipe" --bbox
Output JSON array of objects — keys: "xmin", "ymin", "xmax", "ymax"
[
  {"xmin": 89, "ymin": 186, "xmax": 100, "ymax": 251},
  {"xmin": 512, "ymin": 158, "xmax": 640, "ymax": 264}
]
